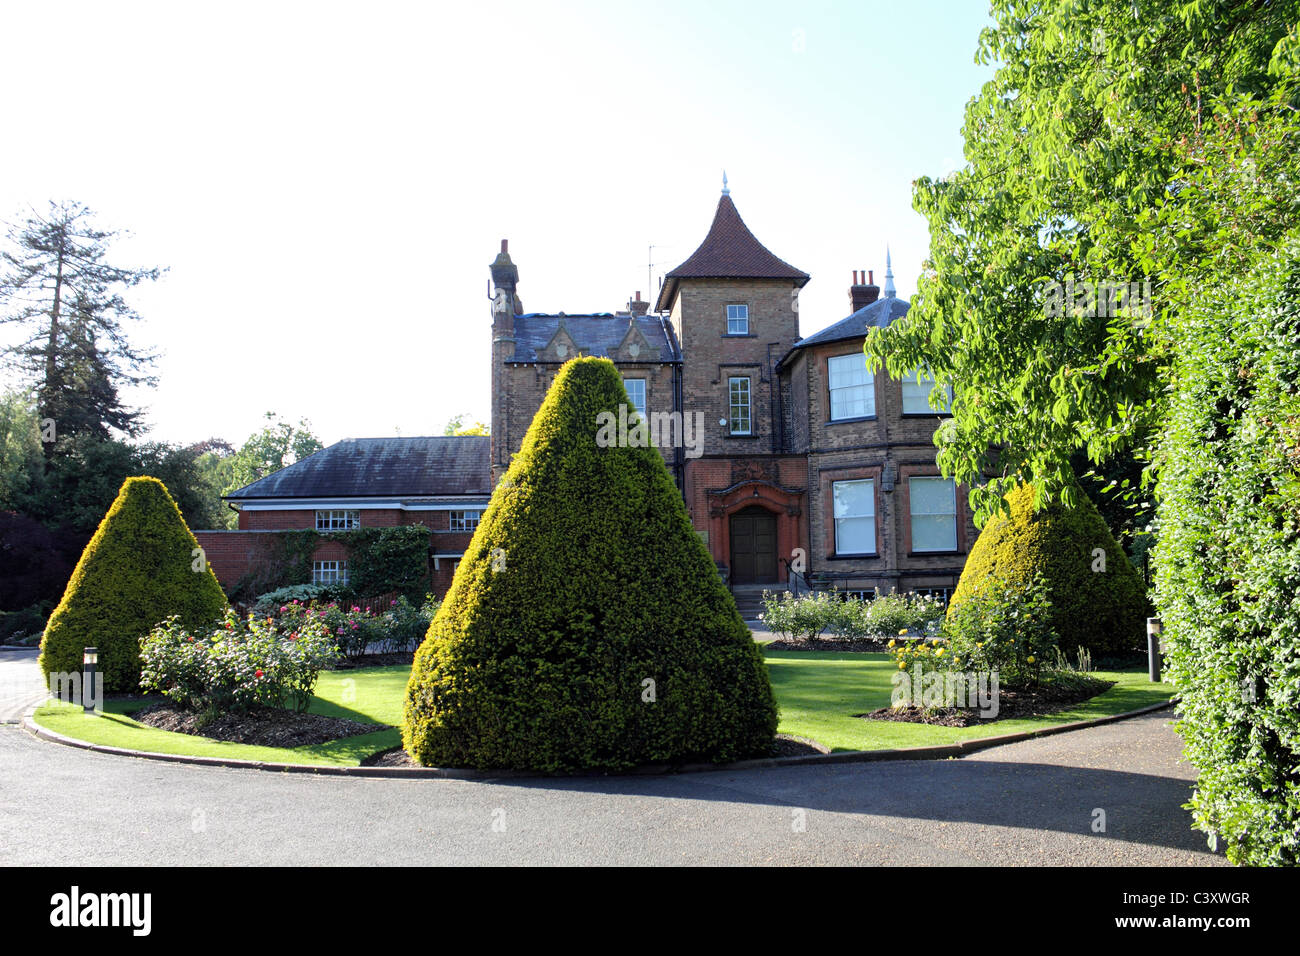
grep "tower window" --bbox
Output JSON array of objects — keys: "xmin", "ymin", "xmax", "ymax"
[
  {"xmin": 726, "ymin": 304, "xmax": 749, "ymax": 335},
  {"xmin": 728, "ymin": 377, "xmax": 752, "ymax": 435}
]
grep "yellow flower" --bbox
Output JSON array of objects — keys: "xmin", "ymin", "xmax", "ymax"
[
  {"xmin": 976, "ymin": 642, "xmax": 983, "ymax": 648},
  {"xmin": 898, "ymin": 629, "xmax": 908, "ymax": 636},
  {"xmin": 935, "ymin": 648, "xmax": 945, "ymax": 656},
  {"xmin": 1027, "ymin": 655, "xmax": 1036, "ymax": 664},
  {"xmin": 888, "ymin": 639, "xmax": 896, "ymax": 648},
  {"xmin": 898, "ymin": 662, "xmax": 906, "ymax": 669}
]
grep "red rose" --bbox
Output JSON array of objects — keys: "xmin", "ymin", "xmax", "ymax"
[{"xmin": 255, "ymin": 669, "xmax": 264, "ymax": 678}]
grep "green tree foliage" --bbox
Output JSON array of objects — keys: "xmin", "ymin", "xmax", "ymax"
[
  {"xmin": 948, "ymin": 482, "xmax": 1147, "ymax": 657},
  {"xmin": 209, "ymin": 412, "xmax": 323, "ymax": 527},
  {"xmin": 442, "ymin": 414, "xmax": 489, "ymax": 436},
  {"xmin": 864, "ymin": 0, "xmax": 1300, "ymax": 522},
  {"xmin": 38, "ymin": 476, "xmax": 228, "ymax": 692},
  {"xmin": 0, "ymin": 201, "xmax": 162, "ymax": 448},
  {"xmin": 0, "ymin": 389, "xmax": 43, "ymax": 508},
  {"xmin": 1154, "ymin": 84, "xmax": 1300, "ymax": 865},
  {"xmin": 404, "ymin": 357, "xmax": 778, "ymax": 770}
]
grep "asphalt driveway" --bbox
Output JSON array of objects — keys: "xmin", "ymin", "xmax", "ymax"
[{"xmin": 0, "ymin": 700, "xmax": 1221, "ymax": 866}]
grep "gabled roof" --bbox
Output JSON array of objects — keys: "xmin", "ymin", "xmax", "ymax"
[
  {"xmin": 655, "ymin": 195, "xmax": 809, "ymax": 311},
  {"xmin": 225, "ymin": 436, "xmax": 491, "ymax": 500},
  {"xmin": 508, "ymin": 313, "xmax": 681, "ymax": 364},
  {"xmin": 787, "ymin": 295, "xmax": 910, "ymax": 354}
]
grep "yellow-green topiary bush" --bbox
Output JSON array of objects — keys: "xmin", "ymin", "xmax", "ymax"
[
  {"xmin": 38, "ymin": 476, "xmax": 229, "ymax": 693},
  {"xmin": 402, "ymin": 357, "xmax": 779, "ymax": 771},
  {"xmin": 947, "ymin": 481, "xmax": 1147, "ymax": 657}
]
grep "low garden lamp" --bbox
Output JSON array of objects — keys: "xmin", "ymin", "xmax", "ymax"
[
  {"xmin": 82, "ymin": 647, "xmax": 97, "ymax": 714},
  {"xmin": 1146, "ymin": 619, "xmax": 1162, "ymax": 683}
]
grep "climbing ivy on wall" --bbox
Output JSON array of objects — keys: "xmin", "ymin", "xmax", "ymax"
[{"xmin": 229, "ymin": 525, "xmax": 431, "ymax": 603}]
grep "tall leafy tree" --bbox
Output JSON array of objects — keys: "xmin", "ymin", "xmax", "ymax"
[
  {"xmin": 864, "ymin": 0, "xmax": 1300, "ymax": 522},
  {"xmin": 0, "ymin": 200, "xmax": 162, "ymax": 452}
]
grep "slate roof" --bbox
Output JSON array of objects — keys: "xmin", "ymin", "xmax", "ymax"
[
  {"xmin": 225, "ymin": 436, "xmax": 491, "ymax": 500},
  {"xmin": 787, "ymin": 295, "xmax": 911, "ymax": 353},
  {"xmin": 508, "ymin": 313, "xmax": 681, "ymax": 364},
  {"xmin": 656, "ymin": 195, "xmax": 809, "ymax": 311}
]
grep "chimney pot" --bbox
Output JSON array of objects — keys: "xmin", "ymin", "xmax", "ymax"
[
  {"xmin": 868, "ymin": 270, "xmax": 874, "ymax": 284},
  {"xmin": 849, "ymin": 268, "xmax": 881, "ymax": 311},
  {"xmin": 501, "ymin": 239, "xmax": 508, "ymax": 254}
]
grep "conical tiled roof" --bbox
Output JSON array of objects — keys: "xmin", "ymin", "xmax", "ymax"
[{"xmin": 655, "ymin": 195, "xmax": 809, "ymax": 311}]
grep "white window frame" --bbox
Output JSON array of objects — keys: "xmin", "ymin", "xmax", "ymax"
[
  {"xmin": 622, "ymin": 378, "xmax": 647, "ymax": 418},
  {"xmin": 315, "ymin": 509, "xmax": 360, "ymax": 531},
  {"xmin": 728, "ymin": 377, "xmax": 752, "ymax": 435},
  {"xmin": 449, "ymin": 510, "xmax": 481, "ymax": 532},
  {"xmin": 726, "ymin": 304, "xmax": 749, "ymax": 335},
  {"xmin": 909, "ymin": 477, "xmax": 958, "ymax": 553},
  {"xmin": 832, "ymin": 478, "xmax": 876, "ymax": 555},
  {"xmin": 828, "ymin": 353, "xmax": 875, "ymax": 421},
  {"xmin": 312, "ymin": 560, "xmax": 349, "ymax": 585},
  {"xmin": 902, "ymin": 368, "xmax": 953, "ymax": 415}
]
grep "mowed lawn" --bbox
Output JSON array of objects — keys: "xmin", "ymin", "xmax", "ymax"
[
  {"xmin": 764, "ymin": 649, "xmax": 1175, "ymax": 752},
  {"xmin": 32, "ymin": 666, "xmax": 410, "ymax": 767},
  {"xmin": 32, "ymin": 652, "xmax": 1176, "ymax": 765}
]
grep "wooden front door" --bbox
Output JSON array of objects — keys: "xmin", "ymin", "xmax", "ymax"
[{"xmin": 730, "ymin": 506, "xmax": 778, "ymax": 584}]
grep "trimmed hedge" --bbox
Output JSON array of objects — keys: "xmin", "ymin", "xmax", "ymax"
[
  {"xmin": 948, "ymin": 481, "xmax": 1147, "ymax": 657},
  {"xmin": 403, "ymin": 357, "xmax": 778, "ymax": 771},
  {"xmin": 38, "ymin": 476, "xmax": 229, "ymax": 693},
  {"xmin": 1155, "ymin": 235, "xmax": 1300, "ymax": 866}
]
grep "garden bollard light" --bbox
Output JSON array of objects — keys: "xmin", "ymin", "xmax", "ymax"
[
  {"xmin": 1146, "ymin": 618, "xmax": 1162, "ymax": 682},
  {"xmin": 82, "ymin": 647, "xmax": 97, "ymax": 714}
]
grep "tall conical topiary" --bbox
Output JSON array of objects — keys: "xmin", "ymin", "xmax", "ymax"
[
  {"xmin": 403, "ymin": 357, "xmax": 778, "ymax": 771},
  {"xmin": 39, "ymin": 476, "xmax": 229, "ymax": 692},
  {"xmin": 947, "ymin": 482, "xmax": 1148, "ymax": 656}
]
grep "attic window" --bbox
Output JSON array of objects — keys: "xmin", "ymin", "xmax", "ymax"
[
  {"xmin": 726, "ymin": 304, "xmax": 749, "ymax": 335},
  {"xmin": 316, "ymin": 510, "xmax": 360, "ymax": 531}
]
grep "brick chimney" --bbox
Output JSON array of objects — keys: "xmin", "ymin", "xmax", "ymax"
[
  {"xmin": 628, "ymin": 291, "xmax": 650, "ymax": 316},
  {"xmin": 850, "ymin": 269, "xmax": 880, "ymax": 311}
]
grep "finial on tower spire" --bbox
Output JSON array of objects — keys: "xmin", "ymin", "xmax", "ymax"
[
  {"xmin": 721, "ymin": 171, "xmax": 729, "ymax": 196},
  {"xmin": 884, "ymin": 245, "xmax": 896, "ymax": 299}
]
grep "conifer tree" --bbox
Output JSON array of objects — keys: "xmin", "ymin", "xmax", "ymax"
[{"xmin": 403, "ymin": 357, "xmax": 778, "ymax": 770}]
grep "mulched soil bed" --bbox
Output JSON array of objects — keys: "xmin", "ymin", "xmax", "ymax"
[
  {"xmin": 132, "ymin": 702, "xmax": 387, "ymax": 748},
  {"xmin": 359, "ymin": 733, "xmax": 827, "ymax": 769},
  {"xmin": 766, "ymin": 637, "xmax": 895, "ymax": 652},
  {"xmin": 331, "ymin": 651, "xmax": 416, "ymax": 669},
  {"xmin": 858, "ymin": 677, "xmax": 1115, "ymax": 726}
]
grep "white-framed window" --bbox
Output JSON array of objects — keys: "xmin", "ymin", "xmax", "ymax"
[
  {"xmin": 315, "ymin": 509, "xmax": 360, "ymax": 531},
  {"xmin": 449, "ymin": 510, "xmax": 481, "ymax": 532},
  {"xmin": 312, "ymin": 560, "xmax": 349, "ymax": 585},
  {"xmin": 728, "ymin": 377, "xmax": 752, "ymax": 435},
  {"xmin": 828, "ymin": 353, "xmax": 874, "ymax": 420},
  {"xmin": 726, "ymin": 304, "xmax": 749, "ymax": 335},
  {"xmin": 902, "ymin": 368, "xmax": 953, "ymax": 414},
  {"xmin": 833, "ymin": 479, "xmax": 876, "ymax": 555},
  {"xmin": 910, "ymin": 477, "xmax": 958, "ymax": 552},
  {"xmin": 623, "ymin": 378, "xmax": 647, "ymax": 418}
]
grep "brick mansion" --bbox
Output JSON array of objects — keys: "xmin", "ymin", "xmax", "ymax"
[{"xmin": 197, "ymin": 184, "xmax": 976, "ymax": 602}]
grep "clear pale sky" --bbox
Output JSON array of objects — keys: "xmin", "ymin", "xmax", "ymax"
[{"xmin": 0, "ymin": 0, "xmax": 994, "ymax": 447}]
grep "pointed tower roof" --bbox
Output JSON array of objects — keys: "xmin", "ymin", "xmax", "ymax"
[{"xmin": 655, "ymin": 193, "xmax": 809, "ymax": 312}]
